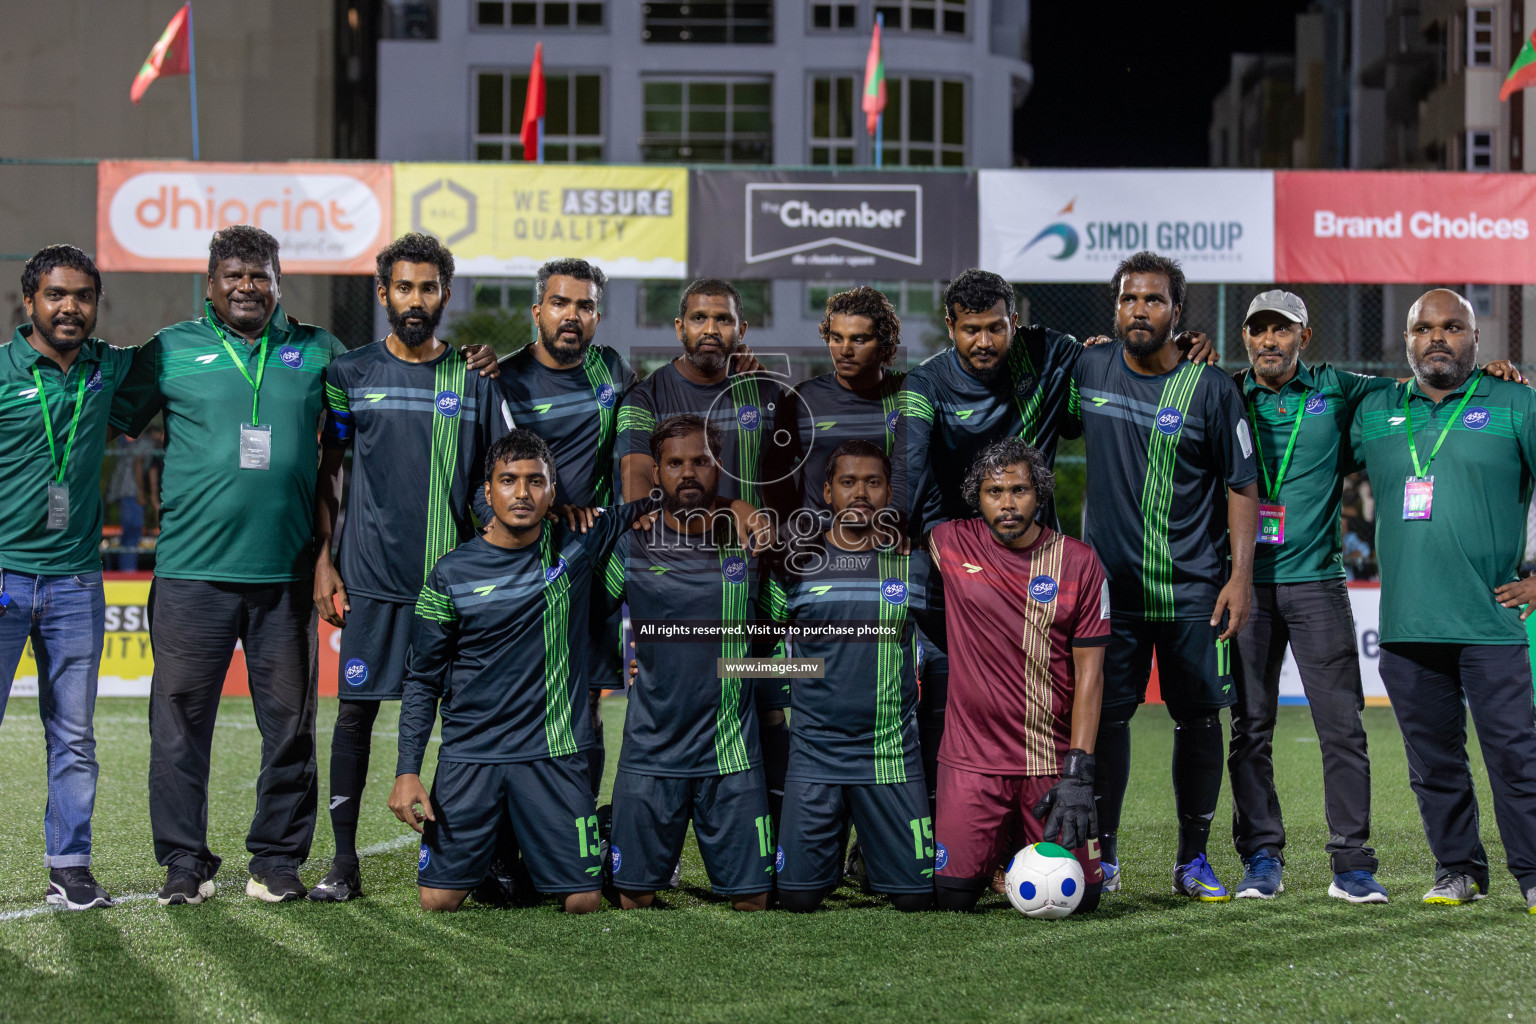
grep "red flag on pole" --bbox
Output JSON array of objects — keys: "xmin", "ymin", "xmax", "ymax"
[
  {"xmin": 520, "ymin": 42, "xmax": 547, "ymax": 163},
  {"xmin": 131, "ymin": 3, "xmax": 192, "ymax": 104},
  {"xmin": 861, "ymin": 19, "xmax": 886, "ymax": 136}
]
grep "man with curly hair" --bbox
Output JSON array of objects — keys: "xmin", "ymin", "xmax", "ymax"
[
  {"xmin": 926, "ymin": 438, "xmax": 1111, "ymax": 912},
  {"xmin": 308, "ymin": 233, "xmax": 509, "ymax": 902}
]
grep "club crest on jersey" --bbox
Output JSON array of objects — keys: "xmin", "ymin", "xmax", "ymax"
[
  {"xmin": 881, "ymin": 578, "xmax": 908, "ymax": 605},
  {"xmin": 1305, "ymin": 393, "xmax": 1327, "ymax": 415},
  {"xmin": 775, "ymin": 845, "xmax": 785, "ymax": 872},
  {"xmin": 545, "ymin": 557, "xmax": 569, "ymax": 583},
  {"xmin": 596, "ymin": 383, "xmax": 616, "ymax": 408},
  {"xmin": 610, "ymin": 845, "xmax": 622, "ymax": 873},
  {"xmin": 1463, "ymin": 407, "xmax": 1490, "ymax": 430},
  {"xmin": 435, "ymin": 390, "xmax": 461, "ymax": 417},
  {"xmin": 1029, "ymin": 575, "xmax": 1059, "ymax": 603},
  {"xmin": 934, "ymin": 842, "xmax": 949, "ymax": 871},
  {"xmin": 418, "ymin": 846, "xmax": 431, "ymax": 870},
  {"xmin": 343, "ymin": 658, "xmax": 369, "ymax": 687},
  {"xmin": 1155, "ymin": 407, "xmax": 1183, "ymax": 435},
  {"xmin": 886, "ymin": 409, "xmax": 899, "ymax": 433},
  {"xmin": 85, "ymin": 368, "xmax": 104, "ymax": 392},
  {"xmin": 737, "ymin": 404, "xmax": 761, "ymax": 431},
  {"xmin": 722, "ymin": 555, "xmax": 748, "ymax": 584},
  {"xmin": 278, "ymin": 345, "xmax": 304, "ymax": 368}
]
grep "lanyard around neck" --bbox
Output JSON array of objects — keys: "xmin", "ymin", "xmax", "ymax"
[{"xmin": 206, "ymin": 302, "xmax": 270, "ymax": 425}]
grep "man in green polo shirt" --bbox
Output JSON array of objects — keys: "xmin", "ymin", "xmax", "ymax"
[
  {"xmin": 0, "ymin": 245, "xmax": 132, "ymax": 911},
  {"xmin": 1351, "ymin": 287, "xmax": 1536, "ymax": 914},
  {"xmin": 111, "ymin": 225, "xmax": 349, "ymax": 907}
]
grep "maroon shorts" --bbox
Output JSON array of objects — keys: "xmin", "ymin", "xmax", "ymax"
[{"xmin": 934, "ymin": 763, "xmax": 1103, "ymax": 888}]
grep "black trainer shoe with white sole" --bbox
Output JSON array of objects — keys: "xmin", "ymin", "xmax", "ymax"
[
  {"xmin": 247, "ymin": 866, "xmax": 307, "ymax": 903},
  {"xmin": 306, "ymin": 860, "xmax": 362, "ymax": 902},
  {"xmin": 46, "ymin": 867, "xmax": 115, "ymax": 910},
  {"xmin": 158, "ymin": 867, "xmax": 215, "ymax": 906}
]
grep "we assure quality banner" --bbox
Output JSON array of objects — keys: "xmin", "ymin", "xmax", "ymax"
[{"xmin": 395, "ymin": 164, "xmax": 688, "ymax": 278}]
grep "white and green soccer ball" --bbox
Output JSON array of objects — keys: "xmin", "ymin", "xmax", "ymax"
[{"xmin": 1004, "ymin": 842, "xmax": 1085, "ymax": 919}]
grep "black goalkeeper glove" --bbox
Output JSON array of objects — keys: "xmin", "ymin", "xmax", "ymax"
[{"xmin": 1031, "ymin": 748, "xmax": 1097, "ymax": 851}]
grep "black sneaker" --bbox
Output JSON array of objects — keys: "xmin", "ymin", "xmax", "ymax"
[
  {"xmin": 306, "ymin": 860, "xmax": 362, "ymax": 902},
  {"xmin": 158, "ymin": 867, "xmax": 215, "ymax": 906},
  {"xmin": 46, "ymin": 867, "xmax": 114, "ymax": 911},
  {"xmin": 246, "ymin": 866, "xmax": 307, "ymax": 903}
]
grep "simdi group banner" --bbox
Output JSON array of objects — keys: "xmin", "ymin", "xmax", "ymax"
[
  {"xmin": 96, "ymin": 161, "xmax": 392, "ymax": 274},
  {"xmin": 1275, "ymin": 170, "xmax": 1536, "ymax": 284},
  {"xmin": 393, "ymin": 164, "xmax": 688, "ymax": 278},
  {"xmin": 977, "ymin": 169, "xmax": 1276, "ymax": 283},
  {"xmin": 689, "ymin": 170, "xmax": 978, "ymax": 280}
]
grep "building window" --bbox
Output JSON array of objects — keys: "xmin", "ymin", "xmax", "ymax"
[
  {"xmin": 880, "ymin": 76, "xmax": 966, "ymax": 166},
  {"xmin": 641, "ymin": 78, "xmax": 772, "ymax": 163},
  {"xmin": 810, "ymin": 2, "xmax": 858, "ymax": 30},
  {"xmin": 1467, "ymin": 129, "xmax": 1494, "ymax": 170},
  {"xmin": 810, "ymin": 75, "xmax": 857, "ymax": 165},
  {"xmin": 874, "ymin": 0, "xmax": 966, "ymax": 36},
  {"xmin": 1468, "ymin": 7, "xmax": 1495, "ymax": 67},
  {"xmin": 475, "ymin": 1, "xmax": 604, "ymax": 28},
  {"xmin": 642, "ymin": 2, "xmax": 773, "ymax": 43},
  {"xmin": 383, "ymin": 0, "xmax": 438, "ymax": 39},
  {"xmin": 474, "ymin": 71, "xmax": 604, "ymax": 162},
  {"xmin": 638, "ymin": 280, "xmax": 773, "ymax": 328},
  {"xmin": 806, "ymin": 280, "xmax": 940, "ymax": 320}
]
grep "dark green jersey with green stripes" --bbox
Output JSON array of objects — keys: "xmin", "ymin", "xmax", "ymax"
[
  {"xmin": 497, "ymin": 343, "xmax": 636, "ymax": 507},
  {"xmin": 765, "ymin": 537, "xmax": 941, "ymax": 786},
  {"xmin": 320, "ymin": 341, "xmax": 507, "ymax": 602},
  {"xmin": 603, "ymin": 520, "xmax": 776, "ymax": 776},
  {"xmin": 615, "ymin": 362, "xmax": 786, "ymax": 506},
  {"xmin": 109, "ymin": 305, "xmax": 348, "ymax": 583},
  {"xmin": 1351, "ymin": 374, "xmax": 1536, "ymax": 645},
  {"xmin": 773, "ymin": 372, "xmax": 906, "ymax": 516},
  {"xmin": 1069, "ymin": 342, "xmax": 1257, "ymax": 621},
  {"xmin": 396, "ymin": 503, "xmax": 650, "ymax": 772}
]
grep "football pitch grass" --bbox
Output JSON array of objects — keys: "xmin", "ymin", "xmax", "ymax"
[{"xmin": 1, "ymin": 699, "xmax": 1533, "ymax": 1023}]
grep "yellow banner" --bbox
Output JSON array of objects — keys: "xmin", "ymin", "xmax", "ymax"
[
  {"xmin": 11, "ymin": 579, "xmax": 153, "ymax": 697},
  {"xmin": 394, "ymin": 164, "xmax": 688, "ymax": 278}
]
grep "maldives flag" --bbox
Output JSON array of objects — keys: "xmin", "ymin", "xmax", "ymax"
[
  {"xmin": 1501, "ymin": 29, "xmax": 1536, "ymax": 101},
  {"xmin": 520, "ymin": 42, "xmax": 546, "ymax": 161},
  {"xmin": 131, "ymin": 3, "xmax": 192, "ymax": 105},
  {"xmin": 861, "ymin": 19, "xmax": 886, "ymax": 136}
]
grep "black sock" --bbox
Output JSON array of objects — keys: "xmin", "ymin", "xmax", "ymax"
[
  {"xmin": 1173, "ymin": 714, "xmax": 1225, "ymax": 865},
  {"xmin": 329, "ymin": 700, "xmax": 380, "ymax": 862},
  {"xmin": 1094, "ymin": 718, "xmax": 1132, "ymax": 866},
  {"xmin": 587, "ymin": 692, "xmax": 605, "ymax": 800},
  {"xmin": 760, "ymin": 715, "xmax": 790, "ymax": 839}
]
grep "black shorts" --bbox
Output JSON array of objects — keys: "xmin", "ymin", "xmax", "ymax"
[
  {"xmin": 417, "ymin": 755, "xmax": 601, "ymax": 893},
  {"xmin": 776, "ymin": 777, "xmax": 933, "ymax": 894},
  {"xmin": 608, "ymin": 768, "xmax": 773, "ymax": 895},
  {"xmin": 1102, "ymin": 615, "xmax": 1234, "ymax": 720},
  {"xmin": 336, "ymin": 595, "xmax": 414, "ymax": 700}
]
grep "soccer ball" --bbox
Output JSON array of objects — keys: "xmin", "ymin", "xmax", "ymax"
[{"xmin": 1004, "ymin": 842, "xmax": 1085, "ymax": 919}]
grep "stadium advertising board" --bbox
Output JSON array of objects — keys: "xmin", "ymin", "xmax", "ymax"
[
  {"xmin": 689, "ymin": 170, "xmax": 977, "ymax": 279},
  {"xmin": 1275, "ymin": 170, "xmax": 1536, "ymax": 283},
  {"xmin": 96, "ymin": 161, "xmax": 391, "ymax": 273},
  {"xmin": 394, "ymin": 164, "xmax": 688, "ymax": 278},
  {"xmin": 977, "ymin": 169, "xmax": 1275, "ymax": 283}
]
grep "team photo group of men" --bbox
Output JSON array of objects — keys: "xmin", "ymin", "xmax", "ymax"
[{"xmin": 6, "ymin": 223, "xmax": 1536, "ymax": 918}]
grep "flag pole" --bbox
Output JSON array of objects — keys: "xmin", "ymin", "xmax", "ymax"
[
  {"xmin": 186, "ymin": 3, "xmax": 200, "ymax": 160},
  {"xmin": 537, "ymin": 115, "xmax": 545, "ymax": 164}
]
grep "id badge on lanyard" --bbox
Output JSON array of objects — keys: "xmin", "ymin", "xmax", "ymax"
[
  {"xmin": 1257, "ymin": 502, "xmax": 1286, "ymax": 544},
  {"xmin": 1403, "ymin": 476, "xmax": 1434, "ymax": 520}
]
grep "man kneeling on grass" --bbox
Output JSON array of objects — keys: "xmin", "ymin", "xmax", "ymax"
[{"xmin": 388, "ymin": 430, "xmax": 653, "ymax": 912}]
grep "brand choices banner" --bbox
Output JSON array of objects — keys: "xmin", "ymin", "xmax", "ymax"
[
  {"xmin": 690, "ymin": 170, "xmax": 977, "ymax": 279},
  {"xmin": 978, "ymin": 170, "xmax": 1276, "ymax": 283},
  {"xmin": 1275, "ymin": 171, "xmax": 1536, "ymax": 283},
  {"xmin": 96, "ymin": 161, "xmax": 392, "ymax": 274},
  {"xmin": 394, "ymin": 164, "xmax": 688, "ymax": 278}
]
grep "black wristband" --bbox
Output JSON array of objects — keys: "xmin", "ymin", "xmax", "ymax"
[{"xmin": 1062, "ymin": 747, "xmax": 1095, "ymax": 781}]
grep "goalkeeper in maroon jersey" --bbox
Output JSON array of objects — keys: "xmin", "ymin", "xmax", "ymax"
[{"xmin": 926, "ymin": 438, "xmax": 1111, "ymax": 912}]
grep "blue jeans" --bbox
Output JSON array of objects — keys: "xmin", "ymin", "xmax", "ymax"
[
  {"xmin": 0, "ymin": 569, "xmax": 106, "ymax": 868},
  {"xmin": 116, "ymin": 497, "xmax": 144, "ymax": 571}
]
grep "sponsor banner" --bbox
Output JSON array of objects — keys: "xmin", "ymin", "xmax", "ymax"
[
  {"xmin": 689, "ymin": 170, "xmax": 977, "ymax": 280},
  {"xmin": 394, "ymin": 164, "xmax": 688, "ymax": 278},
  {"xmin": 96, "ymin": 161, "xmax": 391, "ymax": 273},
  {"xmin": 8, "ymin": 577, "xmax": 342, "ymax": 698},
  {"xmin": 978, "ymin": 170, "xmax": 1275, "ymax": 283},
  {"xmin": 1275, "ymin": 170, "xmax": 1536, "ymax": 283}
]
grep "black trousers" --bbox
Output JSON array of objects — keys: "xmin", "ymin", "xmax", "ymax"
[
  {"xmin": 1380, "ymin": 642, "xmax": 1536, "ymax": 892},
  {"xmin": 148, "ymin": 577, "xmax": 319, "ymax": 877},
  {"xmin": 1229, "ymin": 579, "xmax": 1376, "ymax": 872}
]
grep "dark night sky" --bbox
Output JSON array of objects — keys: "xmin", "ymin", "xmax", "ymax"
[{"xmin": 1017, "ymin": 0, "xmax": 1316, "ymax": 167}]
